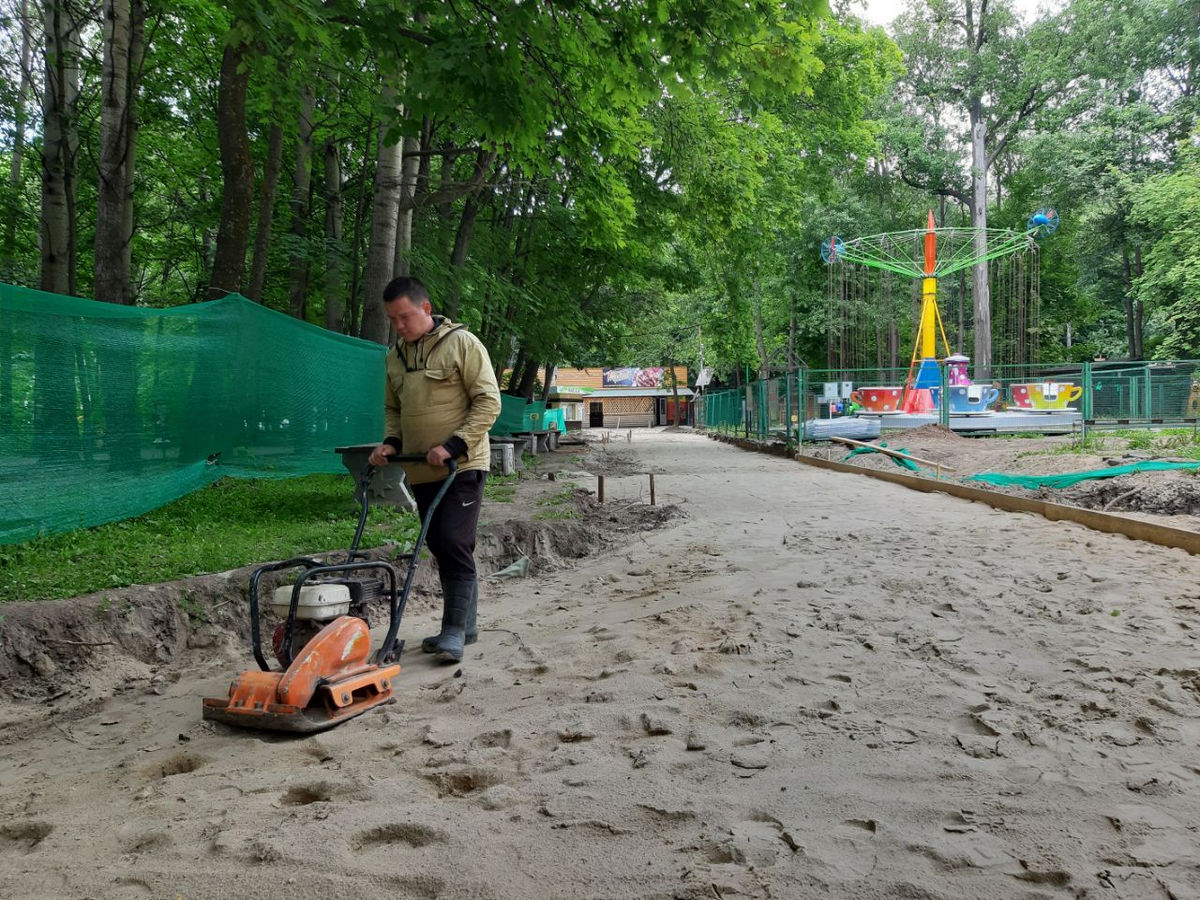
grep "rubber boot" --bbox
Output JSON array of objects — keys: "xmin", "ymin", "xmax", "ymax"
[
  {"xmin": 432, "ymin": 574, "xmax": 474, "ymax": 664},
  {"xmin": 422, "ymin": 575, "xmax": 478, "ymax": 653}
]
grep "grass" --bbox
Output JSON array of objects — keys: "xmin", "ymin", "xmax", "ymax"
[
  {"xmin": 484, "ymin": 472, "xmax": 521, "ymax": 503},
  {"xmin": 1066, "ymin": 428, "xmax": 1200, "ymax": 459},
  {"xmin": 1008, "ymin": 427, "xmax": 1200, "ymax": 461},
  {"xmin": 535, "ymin": 485, "xmax": 578, "ymax": 520},
  {"xmin": 0, "ymin": 475, "xmax": 417, "ymax": 603}
]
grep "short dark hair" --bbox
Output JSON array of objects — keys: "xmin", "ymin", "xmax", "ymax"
[{"xmin": 382, "ymin": 275, "xmax": 430, "ymax": 306}]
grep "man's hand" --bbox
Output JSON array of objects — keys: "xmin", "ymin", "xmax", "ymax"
[
  {"xmin": 426, "ymin": 445, "xmax": 452, "ymax": 468},
  {"xmin": 368, "ymin": 442, "xmax": 396, "ymax": 466}
]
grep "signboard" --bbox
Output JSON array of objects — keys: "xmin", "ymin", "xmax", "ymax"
[
  {"xmin": 603, "ymin": 367, "xmax": 664, "ymax": 388},
  {"xmin": 821, "ymin": 382, "xmax": 839, "ymax": 401}
]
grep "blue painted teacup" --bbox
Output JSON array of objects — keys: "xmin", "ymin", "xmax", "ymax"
[{"xmin": 930, "ymin": 385, "xmax": 999, "ymax": 414}]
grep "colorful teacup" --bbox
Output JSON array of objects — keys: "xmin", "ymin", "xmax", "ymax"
[
  {"xmin": 1028, "ymin": 383, "xmax": 1082, "ymax": 410},
  {"xmin": 1009, "ymin": 384, "xmax": 1035, "ymax": 408},
  {"xmin": 930, "ymin": 385, "xmax": 999, "ymax": 414},
  {"xmin": 850, "ymin": 386, "xmax": 903, "ymax": 413}
]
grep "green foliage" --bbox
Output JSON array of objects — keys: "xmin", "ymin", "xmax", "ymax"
[
  {"xmin": 1133, "ymin": 143, "xmax": 1200, "ymax": 359},
  {"xmin": 0, "ymin": 475, "xmax": 416, "ymax": 602}
]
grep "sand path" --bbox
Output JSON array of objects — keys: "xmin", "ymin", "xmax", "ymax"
[{"xmin": 2, "ymin": 430, "xmax": 1198, "ymax": 899}]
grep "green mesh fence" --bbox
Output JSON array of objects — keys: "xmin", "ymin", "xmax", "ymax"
[
  {"xmin": 491, "ymin": 393, "xmax": 530, "ymax": 436},
  {"xmin": 0, "ymin": 284, "xmax": 386, "ymax": 545}
]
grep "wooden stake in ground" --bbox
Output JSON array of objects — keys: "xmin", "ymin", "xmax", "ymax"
[
  {"xmin": 598, "ymin": 475, "xmax": 605, "ymax": 503},
  {"xmin": 649, "ymin": 473, "xmax": 656, "ymax": 506}
]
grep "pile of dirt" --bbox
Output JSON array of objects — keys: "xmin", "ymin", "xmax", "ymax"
[
  {"xmin": 480, "ymin": 490, "xmax": 675, "ymax": 574},
  {"xmin": 1049, "ymin": 471, "xmax": 1200, "ymax": 516}
]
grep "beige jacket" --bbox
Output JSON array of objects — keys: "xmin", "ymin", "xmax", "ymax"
[{"xmin": 383, "ymin": 317, "xmax": 501, "ymax": 485}]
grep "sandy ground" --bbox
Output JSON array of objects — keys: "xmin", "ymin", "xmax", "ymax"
[{"xmin": 2, "ymin": 429, "xmax": 1200, "ymax": 899}]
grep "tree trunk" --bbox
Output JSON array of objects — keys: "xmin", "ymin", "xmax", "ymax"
[
  {"xmin": 392, "ymin": 131, "xmax": 421, "ymax": 277},
  {"xmin": 443, "ymin": 149, "xmax": 496, "ymax": 318},
  {"xmin": 287, "ymin": 88, "xmax": 315, "ymax": 319},
  {"xmin": 2, "ymin": 0, "xmax": 33, "ymax": 428},
  {"xmin": 444, "ymin": 194, "xmax": 481, "ymax": 319},
  {"xmin": 94, "ymin": 0, "xmax": 145, "ymax": 306},
  {"xmin": 322, "ymin": 135, "xmax": 345, "ymax": 332},
  {"xmin": 1121, "ymin": 244, "xmax": 1136, "ymax": 360},
  {"xmin": 122, "ymin": 2, "xmax": 143, "ymax": 296},
  {"xmin": 507, "ymin": 351, "xmax": 527, "ymax": 394},
  {"xmin": 970, "ymin": 117, "xmax": 991, "ymax": 381},
  {"xmin": 41, "ymin": 0, "xmax": 81, "ymax": 295},
  {"xmin": 542, "ymin": 363, "xmax": 555, "ymax": 402},
  {"xmin": 94, "ymin": 0, "xmax": 145, "ymax": 472},
  {"xmin": 360, "ymin": 87, "xmax": 403, "ymax": 344},
  {"xmin": 3, "ymin": 0, "xmax": 33, "ymax": 280},
  {"xmin": 1134, "ymin": 245, "xmax": 1145, "ymax": 360},
  {"xmin": 516, "ymin": 357, "xmax": 539, "ymax": 399},
  {"xmin": 787, "ymin": 291, "xmax": 796, "ymax": 372},
  {"xmin": 35, "ymin": 0, "xmax": 82, "ymax": 458},
  {"xmin": 247, "ymin": 122, "xmax": 284, "ymax": 302},
  {"xmin": 347, "ymin": 113, "xmax": 374, "ymax": 335},
  {"xmin": 752, "ymin": 275, "xmax": 768, "ymax": 379},
  {"xmin": 209, "ymin": 37, "xmax": 254, "ymax": 299}
]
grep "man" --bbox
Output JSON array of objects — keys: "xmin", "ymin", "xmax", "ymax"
[{"xmin": 368, "ymin": 276, "xmax": 501, "ymax": 663}]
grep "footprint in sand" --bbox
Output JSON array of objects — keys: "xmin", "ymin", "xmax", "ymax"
[
  {"xmin": 117, "ymin": 826, "xmax": 171, "ymax": 853},
  {"xmin": 353, "ymin": 823, "xmax": 448, "ymax": 851},
  {"xmin": 700, "ymin": 814, "xmax": 799, "ymax": 869},
  {"xmin": 378, "ymin": 874, "xmax": 446, "ymax": 900},
  {"xmin": 144, "ymin": 752, "xmax": 205, "ymax": 780},
  {"xmin": 0, "ymin": 821, "xmax": 53, "ymax": 852},
  {"xmin": 279, "ymin": 781, "xmax": 335, "ymax": 806},
  {"xmin": 423, "ymin": 766, "xmax": 503, "ymax": 797},
  {"xmin": 800, "ymin": 818, "xmax": 880, "ymax": 881},
  {"xmin": 470, "ymin": 728, "xmax": 513, "ymax": 750}
]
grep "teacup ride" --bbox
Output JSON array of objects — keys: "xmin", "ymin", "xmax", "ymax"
[
  {"xmin": 1010, "ymin": 382, "xmax": 1082, "ymax": 413},
  {"xmin": 851, "ymin": 386, "xmax": 904, "ymax": 415},
  {"xmin": 930, "ymin": 384, "xmax": 1000, "ymax": 416}
]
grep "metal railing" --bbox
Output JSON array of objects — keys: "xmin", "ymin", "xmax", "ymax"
[{"xmin": 696, "ymin": 361, "xmax": 1200, "ymax": 442}]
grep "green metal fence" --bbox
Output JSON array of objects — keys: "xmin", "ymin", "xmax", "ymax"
[{"xmin": 697, "ymin": 360, "xmax": 1200, "ymax": 442}]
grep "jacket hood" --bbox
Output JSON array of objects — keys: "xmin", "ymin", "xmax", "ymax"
[{"xmin": 395, "ymin": 315, "xmax": 468, "ymax": 370}]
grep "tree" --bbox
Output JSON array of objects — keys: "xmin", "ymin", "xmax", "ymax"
[
  {"xmin": 889, "ymin": 0, "xmax": 1081, "ymax": 378},
  {"xmin": 93, "ymin": 0, "xmax": 145, "ymax": 307},
  {"xmin": 40, "ymin": 0, "xmax": 81, "ymax": 295},
  {"xmin": 1132, "ymin": 140, "xmax": 1200, "ymax": 359}
]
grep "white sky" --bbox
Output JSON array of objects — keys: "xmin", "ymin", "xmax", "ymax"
[{"xmin": 856, "ymin": 0, "xmax": 1063, "ymax": 27}]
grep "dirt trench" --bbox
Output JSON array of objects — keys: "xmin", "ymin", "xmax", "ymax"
[{"xmin": 0, "ymin": 489, "xmax": 678, "ymax": 739}]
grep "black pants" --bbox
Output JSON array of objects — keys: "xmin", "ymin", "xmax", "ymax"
[{"xmin": 410, "ymin": 469, "xmax": 486, "ymax": 580}]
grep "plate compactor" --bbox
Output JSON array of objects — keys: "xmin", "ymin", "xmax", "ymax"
[{"xmin": 203, "ymin": 457, "xmax": 455, "ymax": 733}]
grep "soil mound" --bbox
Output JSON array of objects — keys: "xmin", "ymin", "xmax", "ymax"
[{"xmin": 1050, "ymin": 472, "xmax": 1200, "ymax": 516}]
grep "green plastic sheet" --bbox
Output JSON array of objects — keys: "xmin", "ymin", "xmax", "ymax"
[{"xmin": 968, "ymin": 460, "xmax": 1200, "ymax": 490}]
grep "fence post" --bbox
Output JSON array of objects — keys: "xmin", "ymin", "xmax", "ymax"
[
  {"xmin": 785, "ymin": 374, "xmax": 793, "ymax": 443},
  {"xmin": 798, "ymin": 368, "xmax": 807, "ymax": 444},
  {"xmin": 1081, "ymin": 361, "xmax": 1092, "ymax": 444},
  {"xmin": 753, "ymin": 379, "xmax": 763, "ymax": 441},
  {"xmin": 938, "ymin": 361, "xmax": 950, "ymax": 427},
  {"xmin": 1144, "ymin": 362, "xmax": 1153, "ymax": 421}
]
